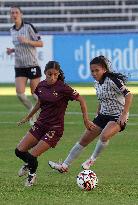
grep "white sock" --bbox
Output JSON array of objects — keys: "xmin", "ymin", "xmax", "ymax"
[
  {"xmin": 32, "ymin": 93, "xmax": 38, "ymax": 101},
  {"xmin": 90, "ymin": 139, "xmax": 109, "ymax": 161},
  {"xmin": 64, "ymin": 142, "xmax": 84, "ymax": 166},
  {"xmin": 17, "ymin": 93, "xmax": 33, "ymax": 110}
]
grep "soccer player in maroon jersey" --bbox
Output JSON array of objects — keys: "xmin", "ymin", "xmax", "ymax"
[{"xmin": 15, "ymin": 60, "xmax": 93, "ymax": 186}]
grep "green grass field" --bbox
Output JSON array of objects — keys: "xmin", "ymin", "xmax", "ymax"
[{"xmin": 0, "ymin": 84, "xmax": 138, "ymax": 205}]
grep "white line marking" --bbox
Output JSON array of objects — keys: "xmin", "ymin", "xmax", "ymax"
[
  {"xmin": 0, "ymin": 111, "xmax": 138, "ymax": 117},
  {"xmin": 0, "ymin": 121, "xmax": 138, "ymax": 126}
]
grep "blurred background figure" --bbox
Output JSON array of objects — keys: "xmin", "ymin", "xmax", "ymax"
[{"xmin": 7, "ymin": 6, "xmax": 43, "ymax": 125}]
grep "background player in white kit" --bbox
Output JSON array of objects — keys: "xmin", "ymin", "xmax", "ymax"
[{"xmin": 7, "ymin": 6, "xmax": 43, "ymax": 125}]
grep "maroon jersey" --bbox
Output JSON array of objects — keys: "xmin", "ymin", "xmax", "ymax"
[{"xmin": 34, "ymin": 80, "xmax": 79, "ymax": 129}]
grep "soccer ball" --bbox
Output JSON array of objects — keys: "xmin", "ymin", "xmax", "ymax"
[{"xmin": 77, "ymin": 170, "xmax": 98, "ymax": 191}]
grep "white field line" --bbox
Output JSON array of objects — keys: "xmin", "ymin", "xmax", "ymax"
[
  {"xmin": 0, "ymin": 111, "xmax": 137, "ymax": 125},
  {"xmin": 0, "ymin": 111, "xmax": 138, "ymax": 117},
  {"xmin": 0, "ymin": 121, "xmax": 138, "ymax": 126}
]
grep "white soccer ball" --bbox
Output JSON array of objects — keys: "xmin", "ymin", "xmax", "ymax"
[{"xmin": 77, "ymin": 170, "xmax": 98, "ymax": 191}]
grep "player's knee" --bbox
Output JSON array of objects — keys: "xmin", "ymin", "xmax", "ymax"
[
  {"xmin": 79, "ymin": 141, "xmax": 87, "ymax": 147},
  {"xmin": 17, "ymin": 93, "xmax": 26, "ymax": 101},
  {"xmin": 99, "ymin": 137, "xmax": 109, "ymax": 145}
]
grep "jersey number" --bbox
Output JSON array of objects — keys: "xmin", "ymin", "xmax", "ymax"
[{"xmin": 31, "ymin": 68, "xmax": 37, "ymax": 75}]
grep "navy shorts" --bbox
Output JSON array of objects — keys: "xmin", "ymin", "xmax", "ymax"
[
  {"xmin": 29, "ymin": 123, "xmax": 64, "ymax": 148},
  {"xmin": 15, "ymin": 66, "xmax": 42, "ymax": 79},
  {"xmin": 93, "ymin": 114, "xmax": 126, "ymax": 131}
]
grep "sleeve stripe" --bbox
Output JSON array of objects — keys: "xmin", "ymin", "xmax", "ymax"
[{"xmin": 109, "ymin": 76, "xmax": 130, "ymax": 96}]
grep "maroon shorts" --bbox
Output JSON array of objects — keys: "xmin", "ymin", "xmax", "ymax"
[{"xmin": 29, "ymin": 123, "xmax": 64, "ymax": 148}]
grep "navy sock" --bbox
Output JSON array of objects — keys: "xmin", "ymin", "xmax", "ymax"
[{"xmin": 15, "ymin": 148, "xmax": 38, "ymax": 173}]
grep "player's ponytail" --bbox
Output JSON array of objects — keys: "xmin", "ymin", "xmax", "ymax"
[{"xmin": 44, "ymin": 61, "xmax": 65, "ymax": 82}]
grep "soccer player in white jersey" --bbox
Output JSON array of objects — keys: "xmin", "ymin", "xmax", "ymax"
[
  {"xmin": 7, "ymin": 7, "xmax": 43, "ymax": 125},
  {"xmin": 48, "ymin": 55, "xmax": 133, "ymax": 172}
]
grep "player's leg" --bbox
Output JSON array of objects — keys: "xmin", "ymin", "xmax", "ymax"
[
  {"xmin": 29, "ymin": 77, "xmax": 41, "ymax": 125},
  {"xmin": 48, "ymin": 125, "xmax": 101, "ymax": 172},
  {"xmin": 82, "ymin": 121, "xmax": 121, "ymax": 169},
  {"xmin": 25, "ymin": 126, "xmax": 62, "ymax": 186},
  {"xmin": 64, "ymin": 126, "xmax": 101, "ymax": 165},
  {"xmin": 15, "ymin": 132, "xmax": 39, "ymax": 177},
  {"xmin": 15, "ymin": 77, "xmax": 33, "ymax": 110},
  {"xmin": 29, "ymin": 66, "xmax": 41, "ymax": 100},
  {"xmin": 24, "ymin": 140, "xmax": 50, "ymax": 187},
  {"xmin": 30, "ymin": 77, "xmax": 40, "ymax": 96},
  {"xmin": 16, "ymin": 132, "xmax": 39, "ymax": 152}
]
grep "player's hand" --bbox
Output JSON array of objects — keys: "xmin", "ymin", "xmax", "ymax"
[
  {"xmin": 84, "ymin": 119, "xmax": 97, "ymax": 131},
  {"xmin": 18, "ymin": 36, "xmax": 29, "ymax": 44},
  {"xmin": 117, "ymin": 113, "xmax": 128, "ymax": 127},
  {"xmin": 17, "ymin": 117, "xmax": 29, "ymax": 126}
]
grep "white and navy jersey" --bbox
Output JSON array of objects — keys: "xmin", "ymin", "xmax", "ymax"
[
  {"xmin": 10, "ymin": 21, "xmax": 41, "ymax": 68},
  {"xmin": 94, "ymin": 75, "xmax": 130, "ymax": 116}
]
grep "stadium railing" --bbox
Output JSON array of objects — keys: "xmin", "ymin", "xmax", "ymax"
[{"xmin": 0, "ymin": 0, "xmax": 138, "ymax": 33}]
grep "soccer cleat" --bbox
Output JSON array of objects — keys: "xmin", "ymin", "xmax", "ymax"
[
  {"xmin": 25, "ymin": 172, "xmax": 37, "ymax": 187},
  {"xmin": 48, "ymin": 161, "xmax": 68, "ymax": 173},
  {"xmin": 82, "ymin": 158, "xmax": 95, "ymax": 170},
  {"xmin": 18, "ymin": 164, "xmax": 29, "ymax": 177}
]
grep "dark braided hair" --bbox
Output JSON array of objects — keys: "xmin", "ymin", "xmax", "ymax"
[
  {"xmin": 44, "ymin": 61, "xmax": 65, "ymax": 82},
  {"xmin": 90, "ymin": 55, "xmax": 127, "ymax": 83}
]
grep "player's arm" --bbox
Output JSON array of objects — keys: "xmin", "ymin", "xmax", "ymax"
[
  {"xmin": 17, "ymin": 23, "xmax": 43, "ymax": 47},
  {"xmin": 28, "ymin": 39, "xmax": 43, "ymax": 47},
  {"xmin": 18, "ymin": 100, "xmax": 40, "ymax": 126},
  {"xmin": 17, "ymin": 36, "xmax": 43, "ymax": 47},
  {"xmin": 118, "ymin": 92, "xmax": 133, "ymax": 126},
  {"xmin": 76, "ymin": 95, "xmax": 96, "ymax": 130},
  {"xmin": 111, "ymin": 77, "xmax": 133, "ymax": 126},
  {"xmin": 122, "ymin": 92, "xmax": 133, "ymax": 115}
]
